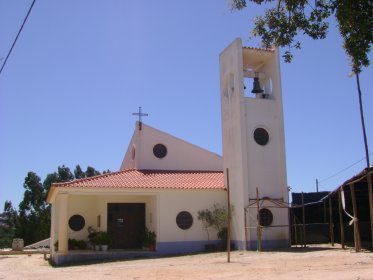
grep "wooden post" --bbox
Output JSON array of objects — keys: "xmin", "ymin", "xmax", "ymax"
[
  {"xmin": 288, "ymin": 201, "xmax": 291, "ymax": 247},
  {"xmin": 329, "ymin": 196, "xmax": 334, "ymax": 246},
  {"xmin": 293, "ymin": 215, "xmax": 298, "ymax": 247},
  {"xmin": 350, "ymin": 183, "xmax": 362, "ymax": 252},
  {"xmin": 244, "ymin": 208, "xmax": 248, "ymax": 250},
  {"xmin": 338, "ymin": 189, "xmax": 345, "ymax": 249},
  {"xmin": 323, "ymin": 200, "xmax": 327, "ymax": 223},
  {"xmin": 301, "ymin": 192, "xmax": 306, "ymax": 248},
  {"xmin": 256, "ymin": 187, "xmax": 262, "ymax": 252},
  {"xmin": 226, "ymin": 168, "xmax": 231, "ymax": 263},
  {"xmin": 367, "ymin": 172, "xmax": 373, "ymax": 248}
]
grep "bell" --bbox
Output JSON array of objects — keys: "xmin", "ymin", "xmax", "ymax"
[{"xmin": 251, "ymin": 77, "xmax": 264, "ymax": 94}]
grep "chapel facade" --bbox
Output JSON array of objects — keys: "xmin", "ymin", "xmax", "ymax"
[{"xmin": 47, "ymin": 38, "xmax": 290, "ymax": 265}]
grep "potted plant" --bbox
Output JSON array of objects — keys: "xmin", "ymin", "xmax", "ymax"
[
  {"xmin": 88, "ymin": 227, "xmax": 100, "ymax": 251},
  {"xmin": 68, "ymin": 238, "xmax": 79, "ymax": 250},
  {"xmin": 142, "ymin": 227, "xmax": 156, "ymax": 251},
  {"xmin": 92, "ymin": 234, "xmax": 101, "ymax": 251},
  {"xmin": 98, "ymin": 231, "xmax": 112, "ymax": 251},
  {"xmin": 77, "ymin": 240, "xmax": 87, "ymax": 250}
]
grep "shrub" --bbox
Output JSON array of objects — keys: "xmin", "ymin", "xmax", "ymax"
[
  {"xmin": 98, "ymin": 231, "xmax": 112, "ymax": 245},
  {"xmin": 142, "ymin": 227, "xmax": 156, "ymax": 248},
  {"xmin": 77, "ymin": 240, "xmax": 87, "ymax": 250},
  {"xmin": 198, "ymin": 204, "xmax": 232, "ymax": 240}
]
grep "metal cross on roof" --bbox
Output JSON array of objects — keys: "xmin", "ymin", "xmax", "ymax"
[{"xmin": 132, "ymin": 107, "xmax": 148, "ymax": 130}]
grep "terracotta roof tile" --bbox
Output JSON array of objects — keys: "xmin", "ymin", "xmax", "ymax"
[{"xmin": 52, "ymin": 169, "xmax": 225, "ymax": 190}]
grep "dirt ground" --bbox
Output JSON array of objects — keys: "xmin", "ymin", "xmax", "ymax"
[{"xmin": 1, "ymin": 245, "xmax": 373, "ymax": 280}]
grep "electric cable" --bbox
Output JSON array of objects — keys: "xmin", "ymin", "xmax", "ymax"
[
  {"xmin": 0, "ymin": 0, "xmax": 36, "ymax": 76},
  {"xmin": 319, "ymin": 152, "xmax": 373, "ymax": 184}
]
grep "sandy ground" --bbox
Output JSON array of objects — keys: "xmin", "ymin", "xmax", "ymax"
[{"xmin": 1, "ymin": 245, "xmax": 373, "ymax": 280}]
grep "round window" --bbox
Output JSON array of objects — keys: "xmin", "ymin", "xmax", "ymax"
[
  {"xmin": 68, "ymin": 214, "xmax": 85, "ymax": 231},
  {"xmin": 153, "ymin": 144, "xmax": 167, "ymax": 159},
  {"xmin": 176, "ymin": 211, "xmax": 193, "ymax": 230},
  {"xmin": 253, "ymin": 128, "xmax": 269, "ymax": 146},
  {"xmin": 259, "ymin": 208, "xmax": 273, "ymax": 227}
]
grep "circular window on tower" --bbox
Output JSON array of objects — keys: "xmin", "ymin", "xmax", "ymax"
[
  {"xmin": 176, "ymin": 211, "xmax": 193, "ymax": 230},
  {"xmin": 153, "ymin": 143, "xmax": 167, "ymax": 159},
  {"xmin": 259, "ymin": 208, "xmax": 273, "ymax": 227},
  {"xmin": 253, "ymin": 128, "xmax": 269, "ymax": 146},
  {"xmin": 68, "ymin": 214, "xmax": 85, "ymax": 231}
]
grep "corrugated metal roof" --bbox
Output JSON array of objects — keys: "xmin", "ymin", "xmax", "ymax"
[
  {"xmin": 291, "ymin": 191, "xmax": 330, "ymax": 206},
  {"xmin": 52, "ymin": 169, "xmax": 225, "ymax": 190}
]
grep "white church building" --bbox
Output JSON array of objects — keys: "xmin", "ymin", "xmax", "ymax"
[{"xmin": 47, "ymin": 38, "xmax": 290, "ymax": 264}]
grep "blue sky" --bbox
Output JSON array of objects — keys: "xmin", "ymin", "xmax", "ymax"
[{"xmin": 0, "ymin": 1, "xmax": 372, "ymax": 209}]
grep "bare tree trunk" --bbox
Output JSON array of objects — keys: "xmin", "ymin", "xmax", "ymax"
[
  {"xmin": 356, "ymin": 72, "xmax": 373, "ymax": 248},
  {"xmin": 356, "ymin": 72, "xmax": 370, "ymax": 168}
]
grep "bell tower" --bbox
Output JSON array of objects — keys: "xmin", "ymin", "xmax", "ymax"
[{"xmin": 220, "ymin": 38, "xmax": 289, "ymax": 249}]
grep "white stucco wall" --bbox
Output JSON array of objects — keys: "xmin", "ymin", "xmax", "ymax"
[
  {"xmin": 157, "ymin": 189, "xmax": 227, "ymax": 243},
  {"xmin": 50, "ymin": 190, "xmax": 159, "ymax": 251},
  {"xmin": 220, "ymin": 38, "xmax": 289, "ymax": 249},
  {"xmin": 67, "ymin": 195, "xmax": 99, "ymax": 241},
  {"xmin": 120, "ymin": 130, "xmax": 137, "ymax": 170},
  {"xmin": 245, "ymin": 99, "xmax": 287, "ymax": 199},
  {"xmin": 121, "ymin": 123, "xmax": 222, "ymax": 171},
  {"xmin": 220, "ymin": 39, "xmax": 248, "ymax": 248},
  {"xmin": 50, "ymin": 187, "xmax": 226, "ymax": 255}
]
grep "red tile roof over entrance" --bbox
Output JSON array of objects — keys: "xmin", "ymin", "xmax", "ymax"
[{"xmin": 52, "ymin": 169, "xmax": 225, "ymax": 190}]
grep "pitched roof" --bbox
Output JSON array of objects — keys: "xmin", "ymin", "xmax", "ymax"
[
  {"xmin": 51, "ymin": 169, "xmax": 225, "ymax": 191},
  {"xmin": 120, "ymin": 122, "xmax": 222, "ymax": 171}
]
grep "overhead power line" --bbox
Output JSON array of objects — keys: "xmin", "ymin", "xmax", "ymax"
[
  {"xmin": 0, "ymin": 0, "xmax": 36, "ymax": 76},
  {"xmin": 319, "ymin": 152, "xmax": 373, "ymax": 184}
]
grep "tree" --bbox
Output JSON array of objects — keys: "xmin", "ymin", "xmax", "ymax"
[
  {"xmin": 18, "ymin": 172, "xmax": 49, "ymax": 245},
  {"xmin": 19, "ymin": 172, "xmax": 45, "ymax": 216},
  {"xmin": 198, "ymin": 204, "xmax": 231, "ymax": 242},
  {"xmin": 3, "ymin": 201, "xmax": 18, "ymax": 229},
  {"xmin": 85, "ymin": 166, "xmax": 101, "ymax": 178},
  {"xmin": 57, "ymin": 165, "xmax": 74, "ymax": 182},
  {"xmin": 74, "ymin": 165, "xmax": 86, "ymax": 179},
  {"xmin": 0, "ymin": 201, "xmax": 18, "ymax": 248},
  {"xmin": 43, "ymin": 172, "xmax": 58, "ymax": 195},
  {"xmin": 13, "ymin": 164, "xmax": 108, "ymax": 245},
  {"xmin": 231, "ymin": 0, "xmax": 371, "ymax": 167},
  {"xmin": 75, "ymin": 165, "xmax": 109, "ymax": 179},
  {"xmin": 231, "ymin": 0, "xmax": 372, "ymax": 69},
  {"xmin": 332, "ymin": 0, "xmax": 372, "ymax": 168}
]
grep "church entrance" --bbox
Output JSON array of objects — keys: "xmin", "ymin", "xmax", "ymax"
[{"xmin": 107, "ymin": 203, "xmax": 145, "ymax": 249}]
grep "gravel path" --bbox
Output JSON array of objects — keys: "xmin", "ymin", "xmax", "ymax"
[{"xmin": 1, "ymin": 246, "xmax": 372, "ymax": 280}]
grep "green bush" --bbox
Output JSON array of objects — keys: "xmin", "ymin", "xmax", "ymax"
[
  {"xmin": 198, "ymin": 204, "xmax": 232, "ymax": 240},
  {"xmin": 98, "ymin": 231, "xmax": 112, "ymax": 245},
  {"xmin": 142, "ymin": 227, "xmax": 156, "ymax": 248},
  {"xmin": 77, "ymin": 240, "xmax": 87, "ymax": 249},
  {"xmin": 68, "ymin": 238, "xmax": 78, "ymax": 249}
]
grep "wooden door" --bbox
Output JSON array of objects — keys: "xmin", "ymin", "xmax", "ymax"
[{"xmin": 107, "ymin": 203, "xmax": 145, "ymax": 249}]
